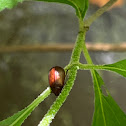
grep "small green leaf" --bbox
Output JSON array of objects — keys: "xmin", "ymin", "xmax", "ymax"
[
  {"xmin": 92, "ymin": 70, "xmax": 126, "ymax": 126},
  {"xmin": 0, "ymin": 107, "xmax": 29, "ymax": 126},
  {"xmin": 0, "ymin": 0, "xmax": 89, "ymax": 19},
  {"xmin": 103, "ymin": 59, "xmax": 126, "ymax": 77},
  {"xmin": 0, "ymin": 0, "xmax": 23, "ymax": 11},
  {"xmin": 37, "ymin": 0, "xmax": 89, "ymax": 19},
  {"xmin": 0, "ymin": 87, "xmax": 51, "ymax": 126}
]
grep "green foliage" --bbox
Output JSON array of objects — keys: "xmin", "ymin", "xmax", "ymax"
[
  {"xmin": 0, "ymin": 0, "xmax": 89, "ymax": 19},
  {"xmin": 37, "ymin": 0, "xmax": 89, "ymax": 19},
  {"xmin": 0, "ymin": 0, "xmax": 126, "ymax": 126},
  {"xmin": 103, "ymin": 59, "xmax": 126, "ymax": 77},
  {"xmin": 38, "ymin": 29, "xmax": 85, "ymax": 126},
  {"xmin": 0, "ymin": 107, "xmax": 29, "ymax": 126},
  {"xmin": 0, "ymin": 0, "xmax": 23, "ymax": 11},
  {"xmin": 75, "ymin": 59, "xmax": 126, "ymax": 77},
  {"xmin": 92, "ymin": 70, "xmax": 126, "ymax": 126},
  {"xmin": 0, "ymin": 87, "xmax": 51, "ymax": 126}
]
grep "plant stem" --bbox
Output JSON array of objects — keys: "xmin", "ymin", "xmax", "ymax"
[
  {"xmin": 70, "ymin": 19, "xmax": 85, "ymax": 64},
  {"xmin": 9, "ymin": 87, "xmax": 51, "ymax": 126},
  {"xmin": 83, "ymin": 38, "xmax": 93, "ymax": 64},
  {"xmin": 38, "ymin": 66, "xmax": 78, "ymax": 126},
  {"xmin": 82, "ymin": 1, "xmax": 118, "ymax": 125},
  {"xmin": 40, "ymin": 0, "xmax": 119, "ymax": 126},
  {"xmin": 38, "ymin": 19, "xmax": 85, "ymax": 126},
  {"xmin": 84, "ymin": 0, "xmax": 118, "ymax": 27},
  {"xmin": 65, "ymin": 63, "xmax": 104, "ymax": 70},
  {"xmin": 83, "ymin": 0, "xmax": 118, "ymax": 65}
]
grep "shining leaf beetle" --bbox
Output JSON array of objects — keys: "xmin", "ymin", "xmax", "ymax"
[{"xmin": 48, "ymin": 66, "xmax": 65, "ymax": 96}]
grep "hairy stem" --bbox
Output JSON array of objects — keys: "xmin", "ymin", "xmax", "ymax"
[
  {"xmin": 39, "ymin": 19, "xmax": 85, "ymax": 126},
  {"xmin": 82, "ymin": 1, "xmax": 118, "ymax": 126},
  {"xmin": 39, "ymin": 0, "xmax": 118, "ymax": 125},
  {"xmin": 84, "ymin": 0, "xmax": 118, "ymax": 27},
  {"xmin": 70, "ymin": 19, "xmax": 85, "ymax": 64},
  {"xmin": 65, "ymin": 63, "xmax": 104, "ymax": 70}
]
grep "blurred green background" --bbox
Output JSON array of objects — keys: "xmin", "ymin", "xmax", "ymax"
[{"xmin": 0, "ymin": 1, "xmax": 126, "ymax": 126}]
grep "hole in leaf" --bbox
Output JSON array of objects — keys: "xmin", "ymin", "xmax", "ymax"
[{"xmin": 101, "ymin": 85, "xmax": 108, "ymax": 96}]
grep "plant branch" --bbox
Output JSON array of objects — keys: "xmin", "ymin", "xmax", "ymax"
[
  {"xmin": 82, "ymin": 0, "xmax": 118, "ymax": 64},
  {"xmin": 0, "ymin": 87, "xmax": 51, "ymax": 126},
  {"xmin": 82, "ymin": 1, "xmax": 118, "ymax": 125},
  {"xmin": 38, "ymin": 19, "xmax": 85, "ymax": 126},
  {"xmin": 65, "ymin": 63, "xmax": 104, "ymax": 70},
  {"xmin": 84, "ymin": 0, "xmax": 118, "ymax": 27},
  {"xmin": 38, "ymin": 66, "xmax": 78, "ymax": 126},
  {"xmin": 38, "ymin": 1, "xmax": 118, "ymax": 125}
]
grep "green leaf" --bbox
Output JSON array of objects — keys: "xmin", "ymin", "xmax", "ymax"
[
  {"xmin": 92, "ymin": 70, "xmax": 126, "ymax": 126},
  {"xmin": 0, "ymin": 87, "xmax": 51, "ymax": 126},
  {"xmin": 103, "ymin": 59, "xmax": 126, "ymax": 77},
  {"xmin": 37, "ymin": 0, "xmax": 89, "ymax": 19},
  {"xmin": 0, "ymin": 0, "xmax": 23, "ymax": 11},
  {"xmin": 0, "ymin": 0, "xmax": 89, "ymax": 19}
]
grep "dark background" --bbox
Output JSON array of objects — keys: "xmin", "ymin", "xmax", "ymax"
[{"xmin": 0, "ymin": 1, "xmax": 126, "ymax": 126}]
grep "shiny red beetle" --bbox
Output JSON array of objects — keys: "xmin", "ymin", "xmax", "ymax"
[{"xmin": 48, "ymin": 66, "xmax": 65, "ymax": 96}]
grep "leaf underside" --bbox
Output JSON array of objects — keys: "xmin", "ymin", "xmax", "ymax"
[
  {"xmin": 92, "ymin": 70, "xmax": 126, "ymax": 126},
  {"xmin": 0, "ymin": 0, "xmax": 23, "ymax": 11},
  {"xmin": 104, "ymin": 59, "xmax": 126, "ymax": 77},
  {"xmin": 37, "ymin": 0, "xmax": 89, "ymax": 19},
  {"xmin": 0, "ymin": 107, "xmax": 28, "ymax": 126},
  {"xmin": 0, "ymin": 0, "xmax": 89, "ymax": 19}
]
